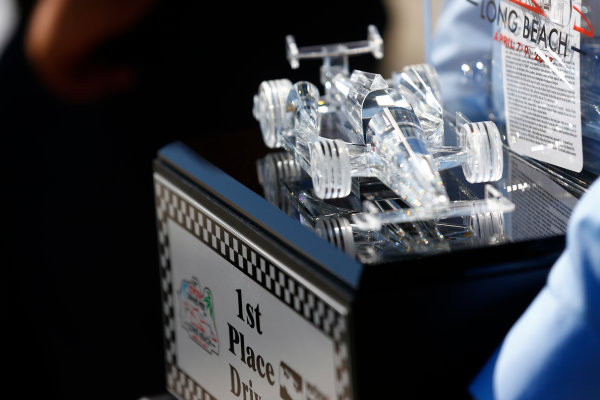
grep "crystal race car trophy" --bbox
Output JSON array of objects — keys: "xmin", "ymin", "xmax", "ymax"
[
  {"xmin": 256, "ymin": 151, "xmax": 511, "ymax": 264},
  {"xmin": 252, "ymin": 26, "xmax": 509, "ymax": 215}
]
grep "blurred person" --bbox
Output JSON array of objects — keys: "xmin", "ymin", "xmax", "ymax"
[
  {"xmin": 3, "ymin": 1, "xmax": 385, "ymax": 399},
  {"xmin": 24, "ymin": 0, "xmax": 158, "ymax": 102},
  {"xmin": 428, "ymin": 0, "xmax": 600, "ymax": 398},
  {"xmin": 470, "ymin": 176, "xmax": 600, "ymax": 400},
  {"xmin": 428, "ymin": 0, "xmax": 494, "ymax": 121},
  {"xmin": 4, "ymin": 2, "xmax": 170, "ymax": 399}
]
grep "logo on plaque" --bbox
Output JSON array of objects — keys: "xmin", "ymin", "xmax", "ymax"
[
  {"xmin": 178, "ymin": 277, "xmax": 219, "ymax": 354},
  {"xmin": 279, "ymin": 362, "xmax": 303, "ymax": 400}
]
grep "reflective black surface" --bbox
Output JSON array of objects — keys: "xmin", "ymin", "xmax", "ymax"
[{"xmin": 185, "ymin": 128, "xmax": 582, "ymax": 264}]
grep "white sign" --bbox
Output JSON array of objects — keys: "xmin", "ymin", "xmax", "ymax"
[
  {"xmin": 500, "ymin": 0, "xmax": 583, "ymax": 172},
  {"xmin": 154, "ymin": 174, "xmax": 351, "ymax": 400}
]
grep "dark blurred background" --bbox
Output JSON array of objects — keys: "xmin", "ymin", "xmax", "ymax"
[{"xmin": 3, "ymin": 1, "xmax": 387, "ymax": 398}]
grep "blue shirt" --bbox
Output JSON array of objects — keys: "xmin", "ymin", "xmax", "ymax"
[
  {"xmin": 470, "ymin": 177, "xmax": 600, "ymax": 399},
  {"xmin": 429, "ymin": 3, "xmax": 600, "ymax": 396},
  {"xmin": 429, "ymin": 0, "xmax": 494, "ymax": 122}
]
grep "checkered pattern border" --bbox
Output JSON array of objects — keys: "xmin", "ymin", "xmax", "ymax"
[
  {"xmin": 154, "ymin": 175, "xmax": 351, "ymax": 400},
  {"xmin": 166, "ymin": 364, "xmax": 217, "ymax": 400}
]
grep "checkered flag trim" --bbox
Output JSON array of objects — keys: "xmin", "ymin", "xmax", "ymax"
[
  {"xmin": 167, "ymin": 364, "xmax": 217, "ymax": 400},
  {"xmin": 154, "ymin": 176, "xmax": 351, "ymax": 400}
]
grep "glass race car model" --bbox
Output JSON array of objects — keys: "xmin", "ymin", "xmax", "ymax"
[
  {"xmin": 252, "ymin": 25, "xmax": 506, "ymax": 211},
  {"xmin": 256, "ymin": 151, "xmax": 510, "ymax": 264}
]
